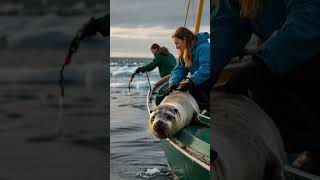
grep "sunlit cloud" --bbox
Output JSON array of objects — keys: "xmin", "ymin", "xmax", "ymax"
[
  {"xmin": 111, "ymin": 26, "xmax": 174, "ymax": 40},
  {"xmin": 110, "ymin": 25, "xmax": 210, "ymax": 57},
  {"xmin": 111, "ymin": 25, "xmax": 210, "ymax": 40},
  {"xmin": 111, "ymin": 51, "xmax": 155, "ymax": 58}
]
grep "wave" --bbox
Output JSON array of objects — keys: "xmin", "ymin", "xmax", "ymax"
[
  {"xmin": 111, "ymin": 80, "xmax": 155, "ymax": 89},
  {"xmin": 111, "ymin": 66, "xmax": 159, "ymax": 77},
  {"xmin": 135, "ymin": 168, "xmax": 173, "ymax": 179},
  {"xmin": 111, "ymin": 66, "xmax": 134, "ymax": 77},
  {"xmin": 0, "ymin": 63, "xmax": 107, "ymax": 86}
]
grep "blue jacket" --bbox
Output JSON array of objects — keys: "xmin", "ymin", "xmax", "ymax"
[
  {"xmin": 212, "ymin": 0, "xmax": 320, "ymax": 77},
  {"xmin": 169, "ymin": 32, "xmax": 210, "ymax": 86}
]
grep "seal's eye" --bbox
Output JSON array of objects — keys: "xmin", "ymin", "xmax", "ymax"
[
  {"xmin": 150, "ymin": 115, "xmax": 155, "ymax": 123},
  {"xmin": 166, "ymin": 114, "xmax": 173, "ymax": 120}
]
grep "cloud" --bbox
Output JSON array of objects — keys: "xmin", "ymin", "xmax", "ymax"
[
  {"xmin": 110, "ymin": 25, "xmax": 210, "ymax": 58},
  {"xmin": 111, "ymin": 25, "xmax": 210, "ymax": 40},
  {"xmin": 110, "ymin": 0, "xmax": 210, "ymax": 28},
  {"xmin": 110, "ymin": 0, "xmax": 210, "ymax": 57},
  {"xmin": 111, "ymin": 26, "xmax": 174, "ymax": 40}
]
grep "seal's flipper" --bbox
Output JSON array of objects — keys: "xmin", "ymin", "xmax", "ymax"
[{"xmin": 192, "ymin": 112, "xmax": 210, "ymax": 128}]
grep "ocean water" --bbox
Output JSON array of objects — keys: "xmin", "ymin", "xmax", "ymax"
[
  {"xmin": 0, "ymin": 49, "xmax": 109, "ymax": 180},
  {"xmin": 0, "ymin": 1, "xmax": 175, "ymax": 179},
  {"xmin": 110, "ymin": 58, "xmax": 174, "ymax": 180},
  {"xmin": 0, "ymin": 3, "xmax": 109, "ymax": 179}
]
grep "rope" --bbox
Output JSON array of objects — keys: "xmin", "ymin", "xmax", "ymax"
[
  {"xmin": 145, "ymin": 71, "xmax": 151, "ymax": 92},
  {"xmin": 59, "ymin": 64, "xmax": 66, "ymax": 97},
  {"xmin": 184, "ymin": 0, "xmax": 191, "ymax": 27},
  {"xmin": 128, "ymin": 72, "xmax": 136, "ymax": 93}
]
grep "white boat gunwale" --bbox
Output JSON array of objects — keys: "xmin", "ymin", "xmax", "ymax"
[{"xmin": 146, "ymin": 79, "xmax": 210, "ymax": 172}]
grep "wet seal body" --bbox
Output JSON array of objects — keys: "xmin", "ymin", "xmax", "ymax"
[
  {"xmin": 211, "ymin": 92, "xmax": 287, "ymax": 180},
  {"xmin": 149, "ymin": 92, "xmax": 200, "ymax": 139}
]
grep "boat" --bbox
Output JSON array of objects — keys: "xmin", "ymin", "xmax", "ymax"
[
  {"xmin": 147, "ymin": 76, "xmax": 210, "ymax": 180},
  {"xmin": 147, "ymin": 58, "xmax": 320, "ymax": 180},
  {"xmin": 146, "ymin": 1, "xmax": 210, "ymax": 179},
  {"xmin": 147, "ymin": 0, "xmax": 320, "ymax": 179}
]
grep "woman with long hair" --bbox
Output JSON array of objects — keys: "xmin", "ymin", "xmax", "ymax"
[
  {"xmin": 212, "ymin": 0, "xmax": 320, "ymax": 174},
  {"xmin": 166, "ymin": 27, "xmax": 211, "ymax": 113},
  {"xmin": 135, "ymin": 43, "xmax": 176, "ymax": 78}
]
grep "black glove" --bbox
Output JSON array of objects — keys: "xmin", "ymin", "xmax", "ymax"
[
  {"xmin": 78, "ymin": 17, "xmax": 98, "ymax": 40},
  {"xmin": 224, "ymin": 56, "xmax": 271, "ymax": 95},
  {"xmin": 135, "ymin": 67, "xmax": 142, "ymax": 73},
  {"xmin": 164, "ymin": 84, "xmax": 178, "ymax": 95},
  {"xmin": 177, "ymin": 78, "xmax": 193, "ymax": 91}
]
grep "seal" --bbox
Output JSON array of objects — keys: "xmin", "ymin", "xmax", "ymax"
[
  {"xmin": 211, "ymin": 92, "xmax": 287, "ymax": 180},
  {"xmin": 149, "ymin": 91, "xmax": 201, "ymax": 139}
]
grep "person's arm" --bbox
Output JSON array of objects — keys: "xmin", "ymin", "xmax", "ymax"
[
  {"xmin": 79, "ymin": 14, "xmax": 109, "ymax": 40},
  {"xmin": 140, "ymin": 55, "xmax": 161, "ymax": 72},
  {"xmin": 212, "ymin": 0, "xmax": 251, "ymax": 76},
  {"xmin": 169, "ymin": 59, "xmax": 188, "ymax": 85},
  {"xmin": 95, "ymin": 14, "xmax": 109, "ymax": 37},
  {"xmin": 190, "ymin": 46, "xmax": 211, "ymax": 86},
  {"xmin": 256, "ymin": 0, "xmax": 320, "ymax": 76}
]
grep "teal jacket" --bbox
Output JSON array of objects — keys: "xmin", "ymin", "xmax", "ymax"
[
  {"xmin": 141, "ymin": 51, "xmax": 176, "ymax": 78},
  {"xmin": 212, "ymin": 0, "xmax": 320, "ymax": 77},
  {"xmin": 169, "ymin": 32, "xmax": 211, "ymax": 86}
]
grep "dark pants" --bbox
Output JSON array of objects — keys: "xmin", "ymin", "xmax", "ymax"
[{"xmin": 189, "ymin": 79, "xmax": 212, "ymax": 111}]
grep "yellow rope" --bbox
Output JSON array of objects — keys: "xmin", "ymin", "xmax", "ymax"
[{"xmin": 184, "ymin": 0, "xmax": 191, "ymax": 27}]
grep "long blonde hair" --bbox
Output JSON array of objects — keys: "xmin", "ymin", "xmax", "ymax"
[
  {"xmin": 239, "ymin": 0, "xmax": 260, "ymax": 19},
  {"xmin": 172, "ymin": 27, "xmax": 197, "ymax": 68}
]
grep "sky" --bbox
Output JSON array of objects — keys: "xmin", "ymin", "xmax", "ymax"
[{"xmin": 110, "ymin": 0, "xmax": 210, "ymax": 58}]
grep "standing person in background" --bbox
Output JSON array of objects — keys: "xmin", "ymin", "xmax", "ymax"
[
  {"xmin": 135, "ymin": 43, "xmax": 176, "ymax": 78},
  {"xmin": 212, "ymin": 0, "xmax": 320, "ymax": 174},
  {"xmin": 165, "ymin": 27, "xmax": 211, "ymax": 115}
]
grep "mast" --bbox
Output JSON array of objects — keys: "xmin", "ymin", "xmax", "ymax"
[{"xmin": 194, "ymin": 0, "xmax": 204, "ymax": 33}]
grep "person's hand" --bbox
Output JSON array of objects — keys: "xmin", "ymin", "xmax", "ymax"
[
  {"xmin": 135, "ymin": 67, "xmax": 142, "ymax": 73},
  {"xmin": 177, "ymin": 78, "xmax": 193, "ymax": 91},
  {"xmin": 164, "ymin": 84, "xmax": 178, "ymax": 95},
  {"xmin": 78, "ymin": 17, "xmax": 98, "ymax": 39}
]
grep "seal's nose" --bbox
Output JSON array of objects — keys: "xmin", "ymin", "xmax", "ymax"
[
  {"xmin": 155, "ymin": 120, "xmax": 167, "ymax": 129},
  {"xmin": 153, "ymin": 120, "xmax": 168, "ymax": 138}
]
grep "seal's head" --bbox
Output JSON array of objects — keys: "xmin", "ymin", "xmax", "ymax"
[{"xmin": 149, "ymin": 105, "xmax": 179, "ymax": 139}]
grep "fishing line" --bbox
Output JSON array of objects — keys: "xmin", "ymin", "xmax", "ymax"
[
  {"xmin": 145, "ymin": 71, "xmax": 151, "ymax": 92},
  {"xmin": 128, "ymin": 72, "xmax": 136, "ymax": 93},
  {"xmin": 59, "ymin": 36, "xmax": 80, "ymax": 98},
  {"xmin": 59, "ymin": 64, "xmax": 66, "ymax": 97},
  {"xmin": 128, "ymin": 72, "xmax": 151, "ymax": 93}
]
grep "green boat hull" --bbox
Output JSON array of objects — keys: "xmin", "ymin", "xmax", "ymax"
[
  {"xmin": 161, "ymin": 115, "xmax": 210, "ymax": 180},
  {"xmin": 148, "ymin": 76, "xmax": 320, "ymax": 180},
  {"xmin": 161, "ymin": 138, "xmax": 210, "ymax": 180},
  {"xmin": 148, "ymin": 79, "xmax": 210, "ymax": 179}
]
